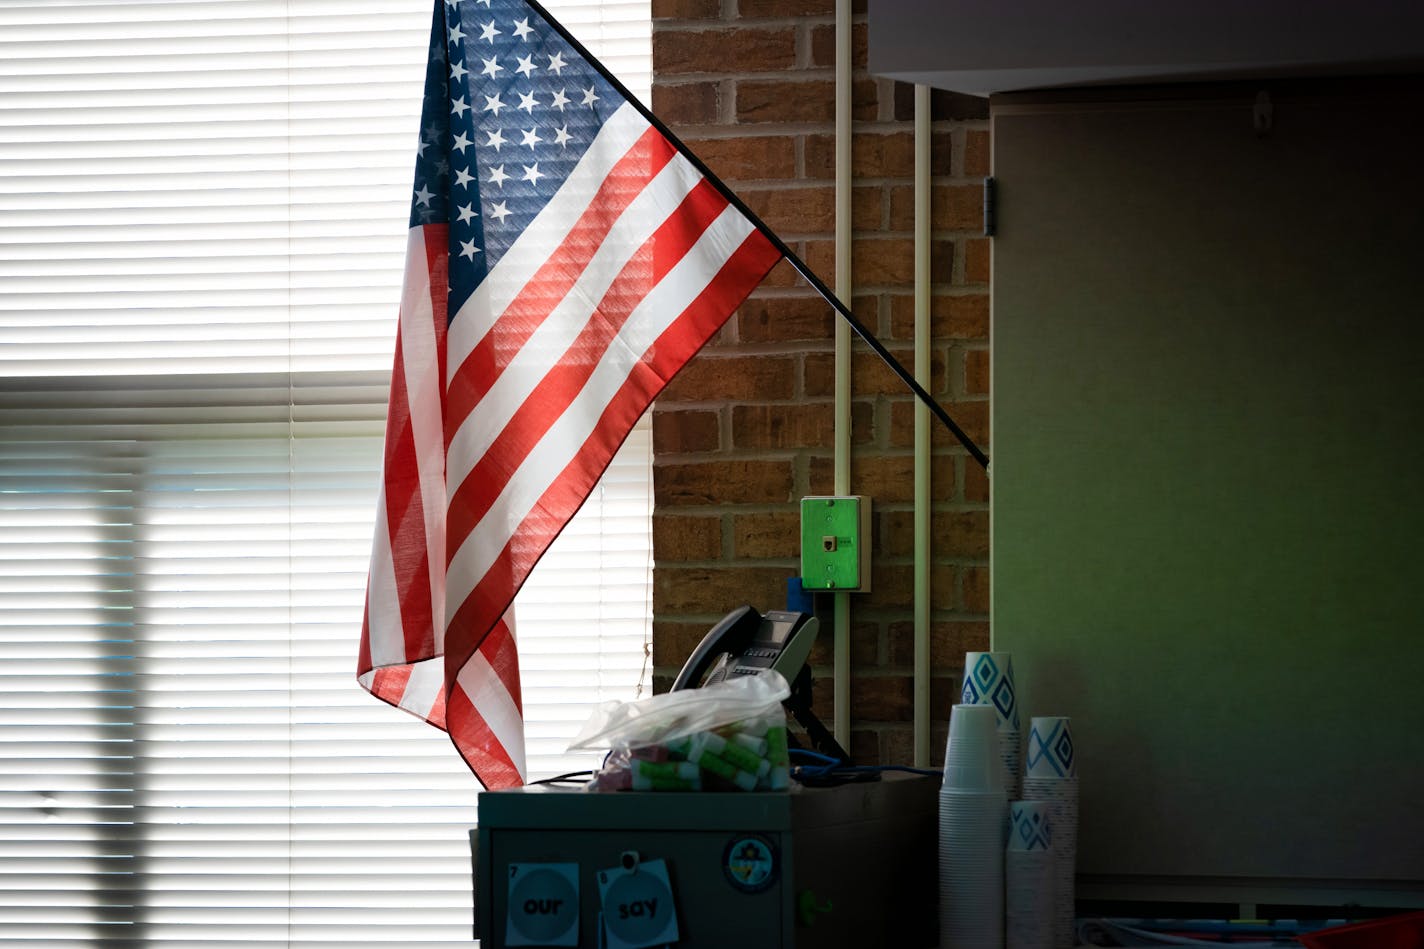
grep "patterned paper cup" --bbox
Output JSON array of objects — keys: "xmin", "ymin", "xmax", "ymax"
[
  {"xmin": 962, "ymin": 651, "xmax": 1021, "ymax": 731},
  {"xmin": 1026, "ymin": 715, "xmax": 1076, "ymax": 779},
  {"xmin": 1008, "ymin": 800, "xmax": 1054, "ymax": 853}
]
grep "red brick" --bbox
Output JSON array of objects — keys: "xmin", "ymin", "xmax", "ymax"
[
  {"xmin": 803, "ymin": 134, "xmax": 834, "ymax": 179},
  {"xmin": 853, "ymin": 184, "xmax": 886, "ymax": 231},
  {"xmin": 738, "ymin": 0, "xmax": 835, "ymax": 17},
  {"xmin": 931, "ymin": 562, "xmax": 956, "ymax": 610},
  {"xmin": 806, "ymin": 446, "xmax": 915, "ymax": 494},
  {"xmin": 808, "ymin": 129, "xmax": 924, "ymax": 180},
  {"xmin": 805, "ymin": 349, "xmax": 941, "ymax": 399},
  {"xmin": 852, "ymin": 347, "xmax": 946, "ymax": 398},
  {"xmin": 890, "ymin": 399, "xmax": 988, "ymax": 452},
  {"xmin": 896, "ymin": 455, "xmax": 955, "ymax": 504},
  {"xmin": 681, "ymin": 134, "xmax": 796, "ymax": 180},
  {"xmin": 743, "ymin": 183, "xmax": 836, "ymax": 235},
  {"xmin": 850, "ymin": 673, "xmax": 914, "ymax": 720},
  {"xmin": 885, "ymin": 619, "xmax": 990, "ymax": 667},
  {"xmin": 931, "ymin": 131, "xmax": 955, "ymax": 176},
  {"xmin": 933, "ymin": 238, "xmax": 955, "ymax": 283},
  {"xmin": 964, "ymin": 460, "xmax": 989, "ymax": 503},
  {"xmin": 852, "ymin": 400, "xmax": 877, "ymax": 443},
  {"xmin": 660, "ymin": 354, "xmax": 796, "ymax": 401},
  {"xmin": 737, "ymin": 293, "xmax": 834, "ymax": 343},
  {"xmin": 964, "ymin": 128, "xmax": 991, "ymax": 177},
  {"xmin": 759, "ymin": 257, "xmax": 809, "ymax": 289},
  {"xmin": 865, "ymin": 438, "xmax": 956, "ymax": 498},
  {"xmin": 851, "ymin": 453, "xmax": 916, "ymax": 503},
  {"xmin": 868, "ymin": 561, "xmax": 913, "ymax": 605},
  {"xmin": 852, "ymin": 77, "xmax": 879, "ymax": 121},
  {"xmin": 851, "ymin": 293, "xmax": 882, "ymax": 332},
  {"xmin": 880, "ymin": 726, "xmax": 917, "ymax": 767},
  {"xmin": 858, "ymin": 131, "xmax": 916, "ymax": 179},
  {"xmin": 802, "ymin": 352, "xmax": 833, "ymax": 396},
  {"xmin": 652, "ymin": 620, "xmax": 716, "ymax": 671},
  {"xmin": 930, "ymin": 674, "xmax": 963, "ymax": 721},
  {"xmin": 736, "ymin": 79, "xmax": 834, "ymax": 123},
  {"xmin": 878, "ymin": 510, "xmax": 914, "ymax": 558},
  {"xmin": 876, "ymin": 484, "xmax": 965, "ymax": 550},
  {"xmin": 652, "ymin": 513, "xmax": 722, "ymax": 560},
  {"xmin": 931, "ymin": 621, "xmax": 990, "ymax": 670},
  {"xmin": 883, "ymin": 620, "xmax": 913, "ymax": 665},
  {"xmin": 848, "ymin": 728, "xmax": 880, "ymax": 765},
  {"xmin": 806, "ymin": 455, "xmax": 834, "ymax": 495},
  {"xmin": 882, "ymin": 184, "xmax": 913, "ymax": 231},
  {"xmin": 890, "ymin": 292, "xmax": 992, "ymax": 341},
  {"xmin": 808, "ymin": 21, "xmax": 867, "ymax": 70},
  {"xmin": 961, "ymin": 565, "xmax": 990, "ymax": 613},
  {"xmin": 804, "ymin": 620, "xmax": 878, "ymax": 669},
  {"xmin": 652, "ymin": 407, "xmax": 720, "ymax": 453},
  {"xmin": 654, "ymin": 564, "xmax": 793, "ymax": 614},
  {"xmin": 652, "ymin": 0, "xmax": 721, "ymax": 19},
  {"xmin": 654, "ymin": 458, "xmax": 794, "ymax": 505},
  {"xmin": 884, "ymin": 295, "xmax": 916, "ymax": 338},
  {"xmin": 654, "ymin": 26, "xmax": 796, "ymax": 75},
  {"xmin": 941, "ymin": 293, "xmax": 990, "ymax": 340},
  {"xmin": 731, "ymin": 510, "xmax": 800, "ymax": 558},
  {"xmin": 854, "ymin": 236, "xmax": 916, "ymax": 285},
  {"xmin": 964, "ymin": 347, "xmax": 989, "ymax": 395},
  {"xmin": 802, "ymin": 239, "xmax": 836, "ymax": 287},
  {"xmin": 935, "ymin": 184, "xmax": 983, "ymax": 231},
  {"xmin": 856, "ymin": 620, "xmax": 885, "ymax": 667},
  {"xmin": 935, "ymin": 509, "xmax": 989, "ymax": 558},
  {"xmin": 653, "ymin": 80, "xmax": 720, "ymax": 126},
  {"xmin": 732, "ymin": 402, "xmax": 835, "ymax": 450},
  {"xmin": 963, "ymin": 236, "xmax": 990, "ymax": 284}
]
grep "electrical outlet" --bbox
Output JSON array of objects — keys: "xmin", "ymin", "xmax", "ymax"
[{"xmin": 799, "ymin": 496, "xmax": 871, "ymax": 592}]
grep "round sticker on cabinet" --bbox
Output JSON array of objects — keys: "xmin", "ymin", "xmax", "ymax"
[
  {"xmin": 506, "ymin": 863, "xmax": 579, "ymax": 947},
  {"xmin": 722, "ymin": 834, "xmax": 777, "ymax": 893}
]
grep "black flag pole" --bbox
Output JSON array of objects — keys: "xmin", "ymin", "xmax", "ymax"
[{"xmin": 515, "ymin": 0, "xmax": 991, "ymax": 471}]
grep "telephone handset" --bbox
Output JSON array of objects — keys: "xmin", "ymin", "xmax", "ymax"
[
  {"xmin": 670, "ymin": 605, "xmax": 819, "ymax": 692},
  {"xmin": 671, "ymin": 604, "xmax": 851, "ymax": 765}
]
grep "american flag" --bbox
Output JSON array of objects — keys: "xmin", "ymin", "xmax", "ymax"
[{"xmin": 357, "ymin": 0, "xmax": 782, "ymax": 788}]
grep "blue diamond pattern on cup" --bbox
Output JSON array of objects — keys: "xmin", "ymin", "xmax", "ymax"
[
  {"xmin": 973, "ymin": 653, "xmax": 1000, "ymax": 689},
  {"xmin": 991, "ymin": 678, "xmax": 1016, "ymax": 723},
  {"xmin": 1054, "ymin": 730, "xmax": 1075, "ymax": 773},
  {"xmin": 961, "ymin": 676, "xmax": 981, "ymax": 704},
  {"xmin": 1028, "ymin": 718, "xmax": 1074, "ymax": 777},
  {"xmin": 1011, "ymin": 803, "xmax": 1053, "ymax": 851}
]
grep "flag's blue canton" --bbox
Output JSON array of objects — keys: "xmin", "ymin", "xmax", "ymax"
[{"xmin": 408, "ymin": 0, "xmax": 626, "ymax": 317}]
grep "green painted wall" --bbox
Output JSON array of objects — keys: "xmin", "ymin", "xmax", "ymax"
[{"xmin": 991, "ymin": 81, "xmax": 1424, "ymax": 896}]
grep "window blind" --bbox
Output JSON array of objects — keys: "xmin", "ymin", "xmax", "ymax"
[{"xmin": 0, "ymin": 1, "xmax": 652, "ymax": 946}]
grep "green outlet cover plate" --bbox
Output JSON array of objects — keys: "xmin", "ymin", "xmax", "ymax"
[{"xmin": 799, "ymin": 496, "xmax": 871, "ymax": 592}]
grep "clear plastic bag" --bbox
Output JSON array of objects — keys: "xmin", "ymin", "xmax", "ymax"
[{"xmin": 569, "ymin": 672, "xmax": 793, "ymax": 792}]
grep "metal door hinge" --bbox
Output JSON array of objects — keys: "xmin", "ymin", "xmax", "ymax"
[{"xmin": 983, "ymin": 176, "xmax": 997, "ymax": 236}]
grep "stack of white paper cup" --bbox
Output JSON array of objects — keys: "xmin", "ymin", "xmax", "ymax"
[
  {"xmin": 961, "ymin": 651, "xmax": 1022, "ymax": 800},
  {"xmin": 939, "ymin": 703, "xmax": 1007, "ymax": 949},
  {"xmin": 1006, "ymin": 800, "xmax": 1055, "ymax": 949},
  {"xmin": 1021, "ymin": 716, "xmax": 1078, "ymax": 949}
]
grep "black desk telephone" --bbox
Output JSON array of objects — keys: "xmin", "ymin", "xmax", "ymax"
[
  {"xmin": 671, "ymin": 605, "xmax": 850, "ymax": 763},
  {"xmin": 669, "ymin": 605, "xmax": 818, "ymax": 691}
]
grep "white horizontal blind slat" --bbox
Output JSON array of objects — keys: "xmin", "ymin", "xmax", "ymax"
[{"xmin": 0, "ymin": 0, "xmax": 652, "ymax": 945}]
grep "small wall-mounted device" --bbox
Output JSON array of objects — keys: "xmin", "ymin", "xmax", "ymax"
[{"xmin": 799, "ymin": 496, "xmax": 871, "ymax": 592}]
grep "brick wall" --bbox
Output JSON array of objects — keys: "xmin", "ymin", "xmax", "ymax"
[{"xmin": 648, "ymin": 0, "xmax": 991, "ymax": 767}]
